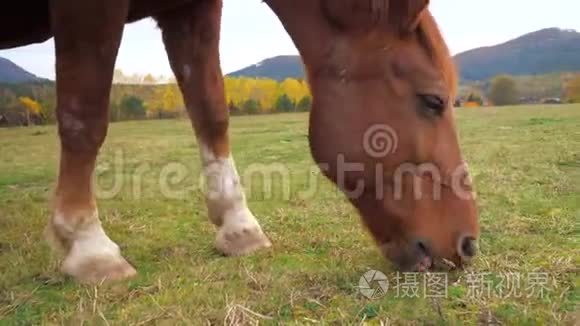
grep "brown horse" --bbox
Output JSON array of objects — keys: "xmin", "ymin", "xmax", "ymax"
[{"xmin": 1, "ymin": 0, "xmax": 479, "ymax": 283}]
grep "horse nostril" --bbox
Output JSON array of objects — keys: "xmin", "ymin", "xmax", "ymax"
[
  {"xmin": 458, "ymin": 235, "xmax": 477, "ymax": 259},
  {"xmin": 415, "ymin": 238, "xmax": 430, "ymax": 255}
]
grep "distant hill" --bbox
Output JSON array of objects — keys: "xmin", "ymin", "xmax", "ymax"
[
  {"xmin": 227, "ymin": 55, "xmax": 304, "ymax": 81},
  {"xmin": 0, "ymin": 57, "xmax": 44, "ymax": 83},
  {"xmin": 3, "ymin": 28, "xmax": 579, "ymax": 84},
  {"xmin": 227, "ymin": 28, "xmax": 580, "ymax": 82},
  {"xmin": 455, "ymin": 28, "xmax": 580, "ymax": 81}
]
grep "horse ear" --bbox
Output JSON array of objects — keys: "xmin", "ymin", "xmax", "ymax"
[
  {"xmin": 391, "ymin": 0, "xmax": 429, "ymax": 33},
  {"xmin": 322, "ymin": 0, "xmax": 429, "ymax": 33}
]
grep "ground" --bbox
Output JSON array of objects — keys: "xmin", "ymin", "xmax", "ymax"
[{"xmin": 0, "ymin": 104, "xmax": 578, "ymax": 324}]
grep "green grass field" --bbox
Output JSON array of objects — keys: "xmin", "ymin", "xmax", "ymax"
[{"xmin": 1, "ymin": 104, "xmax": 579, "ymax": 324}]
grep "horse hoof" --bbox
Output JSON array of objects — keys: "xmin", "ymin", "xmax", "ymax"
[
  {"xmin": 62, "ymin": 253, "xmax": 137, "ymax": 284},
  {"xmin": 215, "ymin": 223, "xmax": 272, "ymax": 256}
]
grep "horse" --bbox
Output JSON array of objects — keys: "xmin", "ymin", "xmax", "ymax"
[{"xmin": 1, "ymin": 0, "xmax": 480, "ymax": 284}]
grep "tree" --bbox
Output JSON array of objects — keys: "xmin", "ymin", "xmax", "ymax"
[
  {"xmin": 36, "ymin": 85, "xmax": 56, "ymax": 123},
  {"xmin": 145, "ymin": 84, "xmax": 184, "ymax": 119},
  {"xmin": 0, "ymin": 89, "xmax": 16, "ymax": 106},
  {"xmin": 113, "ymin": 69, "xmax": 128, "ymax": 84},
  {"xmin": 489, "ymin": 75, "xmax": 519, "ymax": 106},
  {"xmin": 242, "ymin": 99, "xmax": 261, "ymax": 115},
  {"xmin": 467, "ymin": 93, "xmax": 484, "ymax": 105},
  {"xmin": 274, "ymin": 94, "xmax": 294, "ymax": 112},
  {"xmin": 280, "ymin": 78, "xmax": 309, "ymax": 104},
  {"xmin": 109, "ymin": 85, "xmax": 125, "ymax": 121},
  {"xmin": 143, "ymin": 74, "xmax": 156, "ymax": 85},
  {"xmin": 128, "ymin": 73, "xmax": 143, "ymax": 84},
  {"xmin": 565, "ymin": 75, "xmax": 580, "ymax": 103},
  {"xmin": 297, "ymin": 96, "xmax": 312, "ymax": 112},
  {"xmin": 228, "ymin": 100, "xmax": 241, "ymax": 115},
  {"xmin": 222, "ymin": 76, "xmax": 311, "ymax": 113},
  {"xmin": 18, "ymin": 96, "xmax": 42, "ymax": 125},
  {"xmin": 119, "ymin": 95, "xmax": 146, "ymax": 120}
]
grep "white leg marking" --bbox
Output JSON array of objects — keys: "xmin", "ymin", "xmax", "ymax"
[
  {"xmin": 199, "ymin": 144, "xmax": 271, "ymax": 256},
  {"xmin": 53, "ymin": 210, "xmax": 136, "ymax": 283}
]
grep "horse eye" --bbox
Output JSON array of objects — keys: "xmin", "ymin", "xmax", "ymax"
[{"xmin": 418, "ymin": 94, "xmax": 446, "ymax": 115}]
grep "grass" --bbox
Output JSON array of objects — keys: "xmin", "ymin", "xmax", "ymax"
[{"xmin": 0, "ymin": 104, "xmax": 579, "ymax": 324}]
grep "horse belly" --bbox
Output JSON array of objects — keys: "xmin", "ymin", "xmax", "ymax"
[{"xmin": 0, "ymin": 0, "xmax": 199, "ymax": 49}]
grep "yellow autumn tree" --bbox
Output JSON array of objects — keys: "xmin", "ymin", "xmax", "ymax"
[
  {"xmin": 143, "ymin": 74, "xmax": 157, "ymax": 85},
  {"xmin": 280, "ymin": 78, "xmax": 310, "ymax": 104},
  {"xmin": 224, "ymin": 77, "xmax": 241, "ymax": 107},
  {"xmin": 19, "ymin": 96, "xmax": 43, "ymax": 125},
  {"xmin": 223, "ymin": 76, "xmax": 312, "ymax": 114},
  {"xmin": 164, "ymin": 84, "xmax": 184, "ymax": 112},
  {"xmin": 19, "ymin": 97, "xmax": 42, "ymax": 115},
  {"xmin": 249, "ymin": 78, "xmax": 279, "ymax": 112},
  {"xmin": 566, "ymin": 76, "xmax": 580, "ymax": 103},
  {"xmin": 145, "ymin": 84, "xmax": 184, "ymax": 118}
]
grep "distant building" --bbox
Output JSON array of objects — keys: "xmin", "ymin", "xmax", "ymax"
[{"xmin": 541, "ymin": 98, "xmax": 562, "ymax": 104}]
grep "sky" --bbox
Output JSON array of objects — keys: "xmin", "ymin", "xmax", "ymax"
[{"xmin": 1, "ymin": 0, "xmax": 578, "ymax": 80}]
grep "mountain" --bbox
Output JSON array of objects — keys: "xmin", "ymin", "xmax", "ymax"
[
  {"xmin": 0, "ymin": 57, "xmax": 44, "ymax": 83},
  {"xmin": 455, "ymin": 28, "xmax": 580, "ymax": 81},
  {"xmin": 227, "ymin": 28, "xmax": 580, "ymax": 82},
  {"xmin": 3, "ymin": 28, "xmax": 579, "ymax": 83},
  {"xmin": 227, "ymin": 55, "xmax": 304, "ymax": 81}
]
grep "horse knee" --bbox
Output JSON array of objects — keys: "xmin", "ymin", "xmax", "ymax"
[{"xmin": 58, "ymin": 110, "xmax": 108, "ymax": 153}]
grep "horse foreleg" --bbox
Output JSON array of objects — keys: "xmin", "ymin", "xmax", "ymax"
[
  {"xmin": 46, "ymin": 0, "xmax": 136, "ymax": 283},
  {"xmin": 156, "ymin": 0, "xmax": 271, "ymax": 256}
]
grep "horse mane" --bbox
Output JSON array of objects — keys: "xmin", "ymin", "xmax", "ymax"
[{"xmin": 416, "ymin": 11, "xmax": 458, "ymax": 97}]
